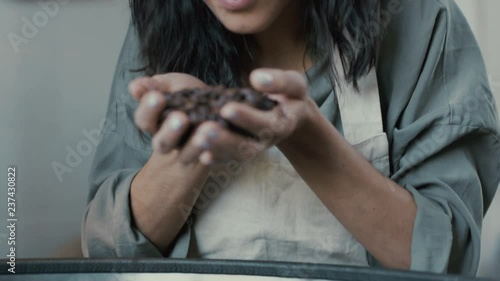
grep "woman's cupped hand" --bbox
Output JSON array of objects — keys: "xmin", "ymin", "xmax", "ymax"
[{"xmin": 129, "ymin": 69, "xmax": 316, "ymax": 165}]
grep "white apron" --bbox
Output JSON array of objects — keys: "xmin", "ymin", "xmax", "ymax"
[{"xmin": 190, "ymin": 52, "xmax": 390, "ymax": 266}]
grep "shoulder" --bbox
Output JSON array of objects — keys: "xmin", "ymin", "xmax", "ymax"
[
  {"xmin": 376, "ymin": 0, "xmax": 500, "ymax": 172},
  {"xmin": 378, "ymin": 0, "xmax": 498, "ymax": 131}
]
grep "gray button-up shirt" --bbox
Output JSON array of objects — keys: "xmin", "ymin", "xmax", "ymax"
[{"xmin": 81, "ymin": 0, "xmax": 500, "ymax": 276}]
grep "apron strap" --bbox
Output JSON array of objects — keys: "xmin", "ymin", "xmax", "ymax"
[{"xmin": 333, "ymin": 49, "xmax": 385, "ymax": 145}]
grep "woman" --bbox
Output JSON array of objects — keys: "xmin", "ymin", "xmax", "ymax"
[{"xmin": 81, "ymin": 0, "xmax": 500, "ymax": 275}]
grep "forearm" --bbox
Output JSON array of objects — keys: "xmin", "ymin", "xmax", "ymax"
[
  {"xmin": 279, "ymin": 109, "xmax": 416, "ymax": 269},
  {"xmin": 130, "ymin": 150, "xmax": 209, "ymax": 254}
]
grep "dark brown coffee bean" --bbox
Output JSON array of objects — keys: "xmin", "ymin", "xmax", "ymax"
[{"xmin": 158, "ymin": 86, "xmax": 278, "ymax": 146}]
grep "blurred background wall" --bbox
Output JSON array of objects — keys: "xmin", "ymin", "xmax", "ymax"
[
  {"xmin": 0, "ymin": 0, "xmax": 498, "ymax": 278},
  {"xmin": 0, "ymin": 0, "xmax": 131, "ymax": 259}
]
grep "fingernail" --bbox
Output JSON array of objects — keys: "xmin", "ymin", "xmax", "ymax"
[
  {"xmin": 195, "ymin": 135, "xmax": 210, "ymax": 149},
  {"xmin": 254, "ymin": 71, "xmax": 274, "ymax": 87},
  {"xmin": 147, "ymin": 94, "xmax": 160, "ymax": 108},
  {"xmin": 200, "ymin": 126, "xmax": 218, "ymax": 140},
  {"xmin": 220, "ymin": 106, "xmax": 237, "ymax": 119},
  {"xmin": 168, "ymin": 116, "xmax": 183, "ymax": 131},
  {"xmin": 199, "ymin": 151, "xmax": 214, "ymax": 165},
  {"xmin": 206, "ymin": 129, "xmax": 218, "ymax": 140}
]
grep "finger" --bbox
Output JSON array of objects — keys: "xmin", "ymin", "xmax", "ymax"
[
  {"xmin": 207, "ymin": 127, "xmax": 266, "ymax": 164},
  {"xmin": 220, "ymin": 102, "xmax": 284, "ymax": 138},
  {"xmin": 199, "ymin": 151, "xmax": 215, "ymax": 166},
  {"xmin": 129, "ymin": 77, "xmax": 160, "ymax": 101},
  {"xmin": 152, "ymin": 111, "xmax": 190, "ymax": 154},
  {"xmin": 134, "ymin": 91, "xmax": 167, "ymax": 134},
  {"xmin": 152, "ymin": 73, "xmax": 207, "ymax": 93},
  {"xmin": 178, "ymin": 122, "xmax": 221, "ymax": 165},
  {"xmin": 130, "ymin": 74, "xmax": 207, "ymax": 101},
  {"xmin": 250, "ymin": 69, "xmax": 307, "ymax": 99}
]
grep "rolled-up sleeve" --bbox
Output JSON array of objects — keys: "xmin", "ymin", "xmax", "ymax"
[
  {"xmin": 374, "ymin": 0, "xmax": 500, "ymax": 275},
  {"xmin": 395, "ymin": 126, "xmax": 499, "ymax": 274},
  {"xmin": 81, "ymin": 131, "xmax": 163, "ymax": 258},
  {"xmin": 81, "ymin": 23, "xmax": 191, "ymax": 258}
]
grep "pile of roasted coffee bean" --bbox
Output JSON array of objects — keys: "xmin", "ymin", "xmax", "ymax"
[{"xmin": 160, "ymin": 86, "xmax": 277, "ymax": 143}]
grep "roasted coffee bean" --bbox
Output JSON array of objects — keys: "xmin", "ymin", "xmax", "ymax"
[{"xmin": 159, "ymin": 87, "xmax": 278, "ymax": 146}]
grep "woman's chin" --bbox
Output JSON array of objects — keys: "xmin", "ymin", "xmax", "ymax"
[
  {"xmin": 218, "ymin": 16, "xmax": 271, "ymax": 34},
  {"xmin": 213, "ymin": 13, "xmax": 272, "ymax": 34}
]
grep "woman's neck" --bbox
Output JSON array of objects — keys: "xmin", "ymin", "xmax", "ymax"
[{"xmin": 251, "ymin": 2, "xmax": 312, "ymax": 73}]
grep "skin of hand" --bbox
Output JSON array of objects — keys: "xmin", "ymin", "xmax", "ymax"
[
  {"xmin": 128, "ymin": 73, "xmax": 212, "ymax": 254},
  {"xmin": 131, "ymin": 69, "xmax": 315, "ymax": 165}
]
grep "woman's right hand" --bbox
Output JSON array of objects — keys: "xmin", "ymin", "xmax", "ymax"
[
  {"xmin": 127, "ymin": 73, "xmax": 212, "ymax": 254},
  {"xmin": 129, "ymin": 73, "xmax": 208, "ymax": 156}
]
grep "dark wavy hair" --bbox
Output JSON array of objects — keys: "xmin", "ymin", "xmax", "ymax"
[{"xmin": 130, "ymin": 0, "xmax": 380, "ymax": 88}]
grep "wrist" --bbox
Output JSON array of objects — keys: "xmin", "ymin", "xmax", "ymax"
[
  {"xmin": 279, "ymin": 97, "xmax": 323, "ymax": 151},
  {"xmin": 132, "ymin": 151, "xmax": 210, "ymax": 197}
]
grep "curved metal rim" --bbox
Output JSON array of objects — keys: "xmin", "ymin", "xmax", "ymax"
[{"xmin": 0, "ymin": 258, "xmax": 490, "ymax": 281}]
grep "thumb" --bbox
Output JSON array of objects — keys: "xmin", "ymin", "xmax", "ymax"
[{"xmin": 249, "ymin": 69, "xmax": 307, "ymax": 99}]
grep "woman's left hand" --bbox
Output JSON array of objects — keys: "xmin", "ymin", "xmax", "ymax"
[{"xmin": 179, "ymin": 68, "xmax": 317, "ymax": 165}]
